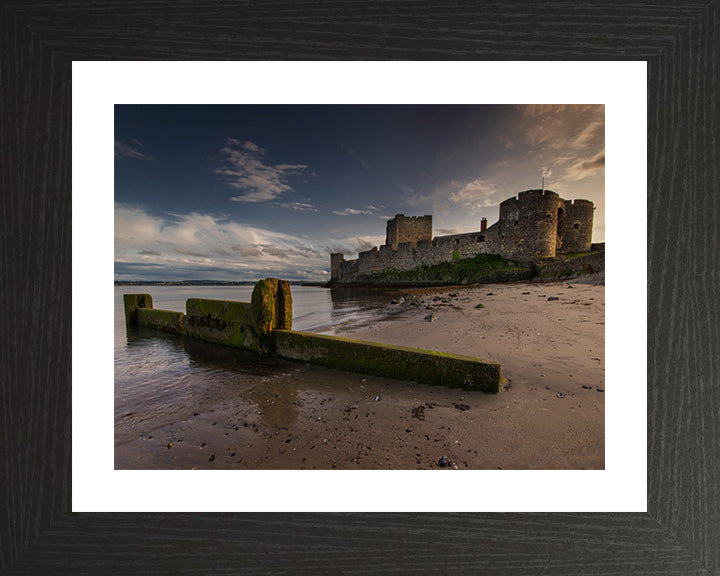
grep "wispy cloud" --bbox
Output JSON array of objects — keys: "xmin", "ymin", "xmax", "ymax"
[
  {"xmin": 340, "ymin": 144, "xmax": 371, "ymax": 173},
  {"xmin": 401, "ymin": 176, "xmax": 505, "ymax": 216},
  {"xmin": 563, "ymin": 149, "xmax": 605, "ymax": 182},
  {"xmin": 447, "ymin": 178, "xmax": 499, "ymax": 208},
  {"xmin": 115, "ymin": 139, "xmax": 151, "ymax": 161},
  {"xmin": 115, "ymin": 203, "xmax": 329, "ymax": 281},
  {"xmin": 215, "ymin": 138, "xmax": 308, "ymax": 203},
  {"xmin": 332, "ymin": 208, "xmax": 375, "ymax": 216},
  {"xmin": 279, "ymin": 200, "xmax": 318, "ymax": 212},
  {"xmin": 499, "ymin": 104, "xmax": 605, "ymax": 192},
  {"xmin": 435, "ymin": 226, "xmax": 462, "ymax": 236},
  {"xmin": 324, "ymin": 234, "xmax": 386, "ymax": 257}
]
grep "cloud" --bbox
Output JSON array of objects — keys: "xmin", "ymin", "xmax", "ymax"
[
  {"xmin": 519, "ymin": 104, "xmax": 603, "ymax": 118},
  {"xmin": 571, "ymin": 121, "xmax": 604, "ymax": 149},
  {"xmin": 564, "ymin": 149, "xmax": 605, "ymax": 181},
  {"xmin": 324, "ymin": 234, "xmax": 386, "ymax": 257},
  {"xmin": 214, "ymin": 138, "xmax": 308, "ymax": 203},
  {"xmin": 340, "ymin": 144, "xmax": 371, "ymax": 173},
  {"xmin": 403, "ymin": 177, "xmax": 504, "ymax": 216},
  {"xmin": 447, "ymin": 178, "xmax": 498, "ymax": 207},
  {"xmin": 332, "ymin": 208, "xmax": 375, "ymax": 216},
  {"xmin": 115, "ymin": 203, "xmax": 330, "ymax": 281},
  {"xmin": 279, "ymin": 200, "xmax": 318, "ymax": 211},
  {"xmin": 175, "ymin": 248, "xmax": 208, "ymax": 258},
  {"xmin": 435, "ymin": 226, "xmax": 462, "ymax": 236},
  {"xmin": 515, "ymin": 105, "xmax": 605, "ymax": 154},
  {"xmin": 115, "ymin": 139, "xmax": 151, "ymax": 161}
]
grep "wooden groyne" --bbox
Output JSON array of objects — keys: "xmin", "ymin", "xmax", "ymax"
[{"xmin": 123, "ymin": 278, "xmax": 502, "ymax": 393}]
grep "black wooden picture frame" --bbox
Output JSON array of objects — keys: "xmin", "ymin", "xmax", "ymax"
[{"xmin": 2, "ymin": 2, "xmax": 718, "ymax": 574}]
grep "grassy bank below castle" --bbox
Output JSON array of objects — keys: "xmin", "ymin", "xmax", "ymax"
[
  {"xmin": 336, "ymin": 253, "xmax": 535, "ymax": 287},
  {"xmin": 330, "ymin": 249, "xmax": 604, "ymax": 287}
]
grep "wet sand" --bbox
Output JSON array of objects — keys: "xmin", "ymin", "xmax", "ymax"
[{"xmin": 115, "ymin": 276, "xmax": 604, "ymax": 470}]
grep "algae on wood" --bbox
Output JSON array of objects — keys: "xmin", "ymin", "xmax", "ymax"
[
  {"xmin": 251, "ymin": 278, "xmax": 293, "ymax": 352},
  {"xmin": 123, "ymin": 293, "xmax": 153, "ymax": 325}
]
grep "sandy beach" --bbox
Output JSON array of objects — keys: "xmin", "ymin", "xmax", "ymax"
[{"xmin": 115, "ymin": 274, "xmax": 604, "ymax": 470}]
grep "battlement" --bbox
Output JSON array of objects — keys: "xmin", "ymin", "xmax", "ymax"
[{"xmin": 518, "ymin": 189, "xmax": 559, "ymax": 198}]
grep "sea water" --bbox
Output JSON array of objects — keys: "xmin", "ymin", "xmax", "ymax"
[{"xmin": 114, "ymin": 285, "xmax": 394, "ymax": 447}]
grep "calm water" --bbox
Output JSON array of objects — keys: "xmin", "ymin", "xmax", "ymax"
[{"xmin": 114, "ymin": 285, "xmax": 395, "ymax": 446}]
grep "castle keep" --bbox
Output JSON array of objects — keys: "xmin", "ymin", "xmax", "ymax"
[{"xmin": 330, "ymin": 189, "xmax": 594, "ymax": 282}]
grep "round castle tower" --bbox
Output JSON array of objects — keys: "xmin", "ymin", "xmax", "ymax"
[
  {"xmin": 556, "ymin": 199, "xmax": 594, "ymax": 253},
  {"xmin": 498, "ymin": 189, "xmax": 564, "ymax": 259}
]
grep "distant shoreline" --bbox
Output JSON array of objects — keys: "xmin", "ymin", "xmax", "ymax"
[{"xmin": 114, "ymin": 280, "xmax": 329, "ymax": 287}]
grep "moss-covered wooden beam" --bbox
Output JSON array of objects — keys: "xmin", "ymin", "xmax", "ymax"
[
  {"xmin": 123, "ymin": 278, "xmax": 503, "ymax": 392},
  {"xmin": 272, "ymin": 330, "xmax": 502, "ymax": 393}
]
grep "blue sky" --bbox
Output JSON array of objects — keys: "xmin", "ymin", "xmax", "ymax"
[{"xmin": 115, "ymin": 104, "xmax": 604, "ymax": 281}]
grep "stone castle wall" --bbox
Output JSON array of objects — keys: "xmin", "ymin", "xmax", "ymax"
[{"xmin": 331, "ymin": 190, "xmax": 594, "ymax": 282}]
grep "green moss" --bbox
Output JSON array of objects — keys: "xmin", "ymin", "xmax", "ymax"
[
  {"xmin": 123, "ymin": 293, "xmax": 153, "ymax": 325},
  {"xmin": 361, "ymin": 253, "xmax": 533, "ymax": 286},
  {"xmin": 273, "ymin": 330, "xmax": 502, "ymax": 393},
  {"xmin": 251, "ymin": 279, "xmax": 277, "ymax": 334},
  {"xmin": 474, "ymin": 303, "xmax": 485, "ymax": 309},
  {"xmin": 137, "ymin": 308, "xmax": 184, "ymax": 334},
  {"xmin": 250, "ymin": 278, "xmax": 294, "ymax": 351},
  {"xmin": 558, "ymin": 251, "xmax": 593, "ymax": 259},
  {"xmin": 184, "ymin": 298, "xmax": 260, "ymax": 351},
  {"xmin": 186, "ymin": 298, "xmax": 252, "ymax": 325}
]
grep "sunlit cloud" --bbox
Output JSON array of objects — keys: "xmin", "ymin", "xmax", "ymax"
[
  {"xmin": 435, "ymin": 226, "xmax": 462, "ymax": 236},
  {"xmin": 115, "ymin": 203, "xmax": 328, "ymax": 281},
  {"xmin": 215, "ymin": 138, "xmax": 309, "ymax": 203},
  {"xmin": 324, "ymin": 234, "xmax": 386, "ymax": 257},
  {"xmin": 115, "ymin": 139, "xmax": 151, "ymax": 161},
  {"xmin": 279, "ymin": 200, "xmax": 318, "ymax": 211},
  {"xmin": 447, "ymin": 178, "xmax": 499, "ymax": 208},
  {"xmin": 563, "ymin": 149, "xmax": 605, "ymax": 182},
  {"xmin": 516, "ymin": 105, "xmax": 604, "ymax": 153},
  {"xmin": 332, "ymin": 208, "xmax": 375, "ymax": 216}
]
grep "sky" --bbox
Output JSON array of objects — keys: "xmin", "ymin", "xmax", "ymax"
[{"xmin": 115, "ymin": 104, "xmax": 604, "ymax": 282}]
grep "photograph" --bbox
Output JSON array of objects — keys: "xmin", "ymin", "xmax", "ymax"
[
  {"xmin": 3, "ymin": 2, "xmax": 715, "ymax": 570},
  {"xmin": 114, "ymin": 104, "xmax": 605, "ymax": 470}
]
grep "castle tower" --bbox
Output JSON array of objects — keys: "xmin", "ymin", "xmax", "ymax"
[
  {"xmin": 330, "ymin": 253, "xmax": 344, "ymax": 281},
  {"xmin": 556, "ymin": 199, "xmax": 594, "ymax": 253},
  {"xmin": 498, "ymin": 189, "xmax": 564, "ymax": 259},
  {"xmin": 385, "ymin": 214, "xmax": 432, "ymax": 249}
]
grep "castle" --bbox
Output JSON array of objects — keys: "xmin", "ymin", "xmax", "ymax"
[{"xmin": 330, "ymin": 189, "xmax": 594, "ymax": 282}]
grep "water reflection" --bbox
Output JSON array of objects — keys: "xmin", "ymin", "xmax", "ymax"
[{"xmin": 115, "ymin": 285, "xmax": 395, "ymax": 442}]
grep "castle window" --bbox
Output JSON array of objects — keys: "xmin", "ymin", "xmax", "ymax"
[
  {"xmin": 514, "ymin": 220, "xmax": 519, "ymax": 226},
  {"xmin": 454, "ymin": 238, "xmax": 460, "ymax": 245},
  {"xmin": 545, "ymin": 213, "xmax": 552, "ymax": 223},
  {"xmin": 573, "ymin": 223, "xmax": 580, "ymax": 229},
  {"xmin": 477, "ymin": 235, "xmax": 485, "ymax": 243}
]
